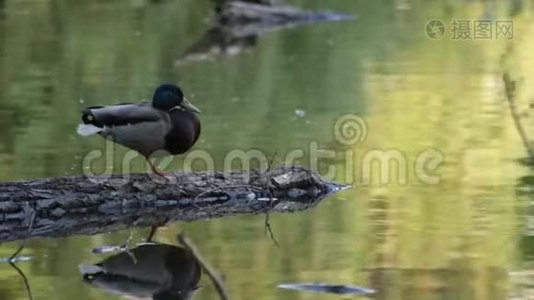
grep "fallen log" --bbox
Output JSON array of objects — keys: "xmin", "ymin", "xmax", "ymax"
[
  {"xmin": 176, "ymin": 1, "xmax": 354, "ymax": 64},
  {"xmin": 0, "ymin": 167, "xmax": 348, "ymax": 243},
  {"xmin": 217, "ymin": 1, "xmax": 353, "ymax": 26}
]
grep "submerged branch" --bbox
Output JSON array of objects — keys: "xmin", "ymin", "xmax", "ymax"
[
  {"xmin": 503, "ymin": 73, "xmax": 534, "ymax": 160},
  {"xmin": 10, "ymin": 262, "xmax": 34, "ymax": 300},
  {"xmin": 0, "ymin": 167, "xmax": 347, "ymax": 243},
  {"xmin": 178, "ymin": 234, "xmax": 230, "ymax": 300}
]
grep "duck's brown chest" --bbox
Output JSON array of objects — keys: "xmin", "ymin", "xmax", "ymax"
[{"xmin": 164, "ymin": 110, "xmax": 201, "ymax": 155}]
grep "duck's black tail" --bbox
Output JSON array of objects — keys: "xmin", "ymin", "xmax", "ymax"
[
  {"xmin": 78, "ymin": 108, "xmax": 105, "ymax": 136},
  {"xmin": 81, "ymin": 107, "xmax": 104, "ymax": 127}
]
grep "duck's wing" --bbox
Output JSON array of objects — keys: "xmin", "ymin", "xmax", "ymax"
[
  {"xmin": 78, "ymin": 102, "xmax": 163, "ymax": 137},
  {"xmin": 82, "ymin": 102, "xmax": 160, "ymax": 127},
  {"xmin": 78, "ymin": 102, "xmax": 172, "ymax": 157}
]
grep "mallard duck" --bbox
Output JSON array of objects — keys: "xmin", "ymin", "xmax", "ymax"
[{"xmin": 77, "ymin": 84, "xmax": 201, "ymax": 176}]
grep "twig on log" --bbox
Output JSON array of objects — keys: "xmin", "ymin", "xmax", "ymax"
[
  {"xmin": 266, "ymin": 152, "xmax": 277, "ymax": 172},
  {"xmin": 503, "ymin": 73, "xmax": 534, "ymax": 160},
  {"xmin": 178, "ymin": 233, "xmax": 230, "ymax": 300}
]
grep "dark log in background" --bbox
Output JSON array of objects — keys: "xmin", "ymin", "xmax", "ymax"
[
  {"xmin": 0, "ymin": 167, "xmax": 347, "ymax": 243},
  {"xmin": 177, "ymin": 0, "xmax": 354, "ymax": 64},
  {"xmin": 214, "ymin": 1, "xmax": 353, "ymax": 26}
]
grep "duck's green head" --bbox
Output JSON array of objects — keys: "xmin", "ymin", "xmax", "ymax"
[{"xmin": 152, "ymin": 84, "xmax": 201, "ymax": 114}]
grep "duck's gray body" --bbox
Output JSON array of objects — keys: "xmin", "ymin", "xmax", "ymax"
[{"xmin": 78, "ymin": 102, "xmax": 201, "ymax": 159}]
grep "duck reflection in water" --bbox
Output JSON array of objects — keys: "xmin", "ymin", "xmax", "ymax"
[{"xmin": 80, "ymin": 243, "xmax": 201, "ymax": 300}]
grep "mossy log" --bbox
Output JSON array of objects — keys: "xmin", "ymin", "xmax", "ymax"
[{"xmin": 0, "ymin": 167, "xmax": 347, "ymax": 243}]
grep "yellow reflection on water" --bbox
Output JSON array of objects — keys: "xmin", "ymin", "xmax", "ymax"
[{"xmin": 348, "ymin": 5, "xmax": 533, "ymax": 300}]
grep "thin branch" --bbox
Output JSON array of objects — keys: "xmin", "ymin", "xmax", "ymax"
[
  {"xmin": 262, "ymin": 173, "xmax": 280, "ymax": 247},
  {"xmin": 9, "ymin": 262, "xmax": 33, "ymax": 300},
  {"xmin": 503, "ymin": 72, "xmax": 534, "ymax": 159},
  {"xmin": 266, "ymin": 152, "xmax": 278, "ymax": 172},
  {"xmin": 9, "ymin": 211, "xmax": 35, "ymax": 262},
  {"xmin": 8, "ymin": 210, "xmax": 35, "ymax": 300},
  {"xmin": 146, "ymin": 225, "xmax": 159, "ymax": 243},
  {"xmin": 9, "ymin": 245, "xmax": 26, "ymax": 263},
  {"xmin": 177, "ymin": 233, "xmax": 230, "ymax": 300},
  {"xmin": 264, "ymin": 212, "xmax": 279, "ymax": 248}
]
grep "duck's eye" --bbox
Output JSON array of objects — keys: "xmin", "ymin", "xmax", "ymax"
[{"xmin": 87, "ymin": 115, "xmax": 94, "ymax": 121}]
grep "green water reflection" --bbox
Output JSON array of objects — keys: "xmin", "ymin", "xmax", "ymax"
[{"xmin": 0, "ymin": 0, "xmax": 533, "ymax": 299}]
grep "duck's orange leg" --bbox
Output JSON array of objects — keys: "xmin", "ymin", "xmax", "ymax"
[{"xmin": 146, "ymin": 158, "xmax": 169, "ymax": 177}]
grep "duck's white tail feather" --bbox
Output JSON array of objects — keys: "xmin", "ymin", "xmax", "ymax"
[
  {"xmin": 78, "ymin": 264, "xmax": 104, "ymax": 275},
  {"xmin": 77, "ymin": 124, "xmax": 103, "ymax": 136}
]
